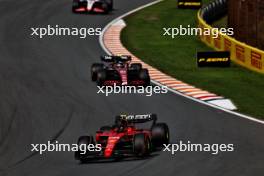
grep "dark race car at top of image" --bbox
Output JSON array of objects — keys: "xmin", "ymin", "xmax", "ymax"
[
  {"xmin": 75, "ymin": 114, "xmax": 170, "ymax": 162},
  {"xmin": 91, "ymin": 55, "xmax": 151, "ymax": 86},
  {"xmin": 72, "ymin": 0, "xmax": 113, "ymax": 14}
]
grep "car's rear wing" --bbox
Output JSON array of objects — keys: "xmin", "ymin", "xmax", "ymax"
[
  {"xmin": 117, "ymin": 114, "xmax": 157, "ymax": 123},
  {"xmin": 101, "ymin": 55, "xmax": 132, "ymax": 62}
]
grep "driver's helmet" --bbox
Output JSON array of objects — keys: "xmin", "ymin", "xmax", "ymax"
[
  {"xmin": 115, "ymin": 61, "xmax": 125, "ymax": 68},
  {"xmin": 115, "ymin": 118, "xmax": 128, "ymax": 132}
]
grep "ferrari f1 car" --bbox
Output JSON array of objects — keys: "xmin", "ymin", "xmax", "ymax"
[
  {"xmin": 91, "ymin": 55, "xmax": 151, "ymax": 86},
  {"xmin": 72, "ymin": 0, "xmax": 113, "ymax": 13},
  {"xmin": 75, "ymin": 114, "xmax": 169, "ymax": 162}
]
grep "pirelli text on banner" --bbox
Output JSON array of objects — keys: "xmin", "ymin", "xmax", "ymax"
[
  {"xmin": 178, "ymin": 0, "xmax": 202, "ymax": 9},
  {"xmin": 197, "ymin": 51, "xmax": 231, "ymax": 67}
]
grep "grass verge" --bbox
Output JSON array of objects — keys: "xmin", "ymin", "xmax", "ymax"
[{"xmin": 121, "ymin": 0, "xmax": 264, "ymax": 119}]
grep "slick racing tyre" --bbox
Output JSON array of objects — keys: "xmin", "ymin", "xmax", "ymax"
[
  {"xmin": 151, "ymin": 123, "xmax": 169, "ymax": 150},
  {"xmin": 96, "ymin": 70, "xmax": 107, "ymax": 86},
  {"xmin": 101, "ymin": 2, "xmax": 110, "ymax": 14},
  {"xmin": 133, "ymin": 134, "xmax": 151, "ymax": 157},
  {"xmin": 75, "ymin": 136, "xmax": 94, "ymax": 163},
  {"xmin": 91, "ymin": 63, "xmax": 104, "ymax": 81},
  {"xmin": 130, "ymin": 63, "xmax": 142, "ymax": 71},
  {"xmin": 106, "ymin": 0, "xmax": 113, "ymax": 10},
  {"xmin": 72, "ymin": 6, "xmax": 78, "ymax": 13},
  {"xmin": 72, "ymin": 0, "xmax": 79, "ymax": 13},
  {"xmin": 139, "ymin": 69, "xmax": 150, "ymax": 86}
]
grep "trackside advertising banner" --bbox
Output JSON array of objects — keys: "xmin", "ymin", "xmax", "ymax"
[
  {"xmin": 197, "ymin": 51, "xmax": 230, "ymax": 67},
  {"xmin": 178, "ymin": 0, "xmax": 202, "ymax": 9},
  {"xmin": 197, "ymin": 11, "xmax": 264, "ymax": 74}
]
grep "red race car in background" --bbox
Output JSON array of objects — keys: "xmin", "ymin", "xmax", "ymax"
[
  {"xmin": 74, "ymin": 114, "xmax": 170, "ymax": 162},
  {"xmin": 91, "ymin": 55, "xmax": 151, "ymax": 86},
  {"xmin": 72, "ymin": 0, "xmax": 113, "ymax": 14}
]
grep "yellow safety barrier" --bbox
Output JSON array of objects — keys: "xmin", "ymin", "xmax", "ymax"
[{"xmin": 197, "ymin": 10, "xmax": 264, "ymax": 74}]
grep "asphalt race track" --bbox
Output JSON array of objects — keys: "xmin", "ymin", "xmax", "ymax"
[{"xmin": 0, "ymin": 0, "xmax": 263, "ymax": 176}]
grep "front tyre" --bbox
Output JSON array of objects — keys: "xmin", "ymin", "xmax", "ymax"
[
  {"xmin": 133, "ymin": 134, "xmax": 151, "ymax": 157},
  {"xmin": 96, "ymin": 70, "xmax": 107, "ymax": 86},
  {"xmin": 101, "ymin": 3, "xmax": 109, "ymax": 14},
  {"xmin": 104, "ymin": 0, "xmax": 113, "ymax": 10},
  {"xmin": 91, "ymin": 63, "xmax": 104, "ymax": 81},
  {"xmin": 108, "ymin": 0, "xmax": 113, "ymax": 10},
  {"xmin": 72, "ymin": 0, "xmax": 79, "ymax": 13},
  {"xmin": 139, "ymin": 69, "xmax": 150, "ymax": 86},
  {"xmin": 75, "ymin": 136, "xmax": 94, "ymax": 163}
]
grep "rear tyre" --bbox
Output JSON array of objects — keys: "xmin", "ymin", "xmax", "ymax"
[
  {"xmin": 91, "ymin": 63, "xmax": 104, "ymax": 81},
  {"xmin": 133, "ymin": 134, "xmax": 151, "ymax": 157},
  {"xmin": 114, "ymin": 115, "xmax": 121, "ymax": 125},
  {"xmin": 75, "ymin": 136, "xmax": 94, "ymax": 163},
  {"xmin": 151, "ymin": 123, "xmax": 169, "ymax": 150},
  {"xmin": 130, "ymin": 63, "xmax": 142, "ymax": 71}
]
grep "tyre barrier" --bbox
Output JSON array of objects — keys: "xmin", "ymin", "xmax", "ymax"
[
  {"xmin": 198, "ymin": 0, "xmax": 264, "ymax": 74},
  {"xmin": 200, "ymin": 0, "xmax": 227, "ymax": 24}
]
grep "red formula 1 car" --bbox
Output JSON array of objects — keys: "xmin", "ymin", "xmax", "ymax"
[
  {"xmin": 74, "ymin": 114, "xmax": 169, "ymax": 162},
  {"xmin": 72, "ymin": 0, "xmax": 113, "ymax": 14},
  {"xmin": 91, "ymin": 55, "xmax": 150, "ymax": 86}
]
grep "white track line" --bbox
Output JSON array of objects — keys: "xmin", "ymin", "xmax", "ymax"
[{"xmin": 99, "ymin": 0, "xmax": 264, "ymax": 124}]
